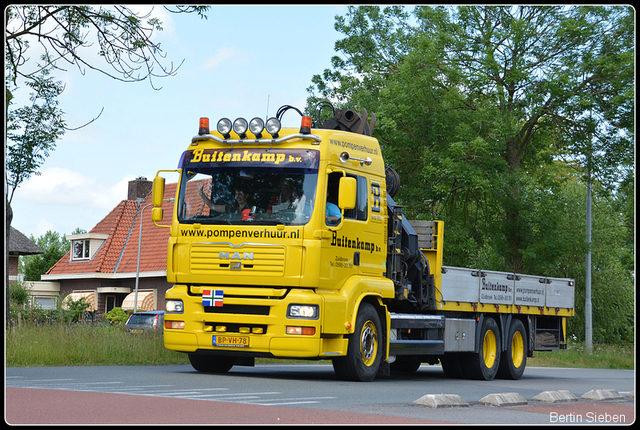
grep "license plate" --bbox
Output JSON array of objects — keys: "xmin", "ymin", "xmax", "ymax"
[
  {"xmin": 212, "ymin": 335, "xmax": 249, "ymax": 347},
  {"xmin": 131, "ymin": 329, "xmax": 143, "ymax": 333}
]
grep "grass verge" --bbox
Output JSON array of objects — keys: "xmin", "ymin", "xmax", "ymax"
[
  {"xmin": 527, "ymin": 341, "xmax": 634, "ymax": 370},
  {"xmin": 6, "ymin": 324, "xmax": 634, "ymax": 370},
  {"xmin": 6, "ymin": 324, "xmax": 189, "ymax": 367}
]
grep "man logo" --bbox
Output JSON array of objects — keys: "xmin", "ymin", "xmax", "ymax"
[
  {"xmin": 219, "ymin": 251, "xmax": 253, "ymax": 271},
  {"xmin": 219, "ymin": 251, "xmax": 254, "ymax": 260}
]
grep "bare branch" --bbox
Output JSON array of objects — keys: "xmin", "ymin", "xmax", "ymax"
[{"xmin": 64, "ymin": 107, "xmax": 104, "ymax": 131}]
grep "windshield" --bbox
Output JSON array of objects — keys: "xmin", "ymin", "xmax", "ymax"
[
  {"xmin": 127, "ymin": 314, "xmax": 158, "ymax": 326},
  {"xmin": 177, "ymin": 148, "xmax": 320, "ymax": 226}
]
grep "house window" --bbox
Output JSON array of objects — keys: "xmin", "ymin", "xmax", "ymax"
[
  {"xmin": 67, "ymin": 233, "xmax": 108, "ymax": 261},
  {"xmin": 33, "ymin": 297, "xmax": 56, "ymax": 310},
  {"xmin": 73, "ymin": 240, "xmax": 90, "ymax": 260}
]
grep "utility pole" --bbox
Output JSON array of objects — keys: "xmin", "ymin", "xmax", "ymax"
[
  {"xmin": 134, "ymin": 201, "xmax": 153, "ymax": 313},
  {"xmin": 584, "ymin": 146, "xmax": 593, "ymax": 355}
]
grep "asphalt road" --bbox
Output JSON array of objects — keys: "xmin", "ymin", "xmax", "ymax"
[{"xmin": 5, "ymin": 363, "xmax": 635, "ymax": 425}]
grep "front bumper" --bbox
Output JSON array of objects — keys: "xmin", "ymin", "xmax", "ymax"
[{"xmin": 163, "ymin": 285, "xmax": 348, "ymax": 358}]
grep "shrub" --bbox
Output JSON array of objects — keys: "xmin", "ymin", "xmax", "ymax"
[{"xmin": 103, "ymin": 307, "xmax": 129, "ymax": 328}]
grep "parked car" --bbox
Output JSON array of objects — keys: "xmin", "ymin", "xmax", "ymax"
[{"xmin": 125, "ymin": 311, "xmax": 164, "ymax": 333}]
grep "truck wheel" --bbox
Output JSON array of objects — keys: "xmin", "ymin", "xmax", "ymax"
[
  {"xmin": 390, "ymin": 356, "xmax": 422, "ymax": 373},
  {"xmin": 332, "ymin": 302, "xmax": 382, "ymax": 382},
  {"xmin": 498, "ymin": 319, "xmax": 527, "ymax": 380},
  {"xmin": 464, "ymin": 317, "xmax": 501, "ymax": 380},
  {"xmin": 440, "ymin": 353, "xmax": 465, "ymax": 379},
  {"xmin": 188, "ymin": 353, "xmax": 235, "ymax": 373}
]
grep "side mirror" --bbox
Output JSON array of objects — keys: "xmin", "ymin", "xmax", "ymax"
[
  {"xmin": 152, "ymin": 176, "xmax": 165, "ymax": 207},
  {"xmin": 151, "ymin": 207, "xmax": 164, "ymax": 223},
  {"xmin": 338, "ymin": 176, "xmax": 357, "ymax": 210}
]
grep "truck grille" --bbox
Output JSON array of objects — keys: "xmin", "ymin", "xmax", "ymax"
[{"xmin": 190, "ymin": 244, "xmax": 285, "ymax": 276}]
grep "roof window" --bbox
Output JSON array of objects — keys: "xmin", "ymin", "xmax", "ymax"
[{"xmin": 67, "ymin": 233, "xmax": 110, "ymax": 261}]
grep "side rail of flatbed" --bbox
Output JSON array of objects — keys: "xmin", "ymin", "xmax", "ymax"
[{"xmin": 438, "ymin": 266, "xmax": 575, "ymax": 317}]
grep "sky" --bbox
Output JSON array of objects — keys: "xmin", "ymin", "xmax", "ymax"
[{"xmin": 8, "ymin": 5, "xmax": 349, "ymax": 239}]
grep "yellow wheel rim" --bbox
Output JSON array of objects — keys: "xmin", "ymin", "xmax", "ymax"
[
  {"xmin": 511, "ymin": 330, "xmax": 524, "ymax": 368},
  {"xmin": 483, "ymin": 329, "xmax": 497, "ymax": 368},
  {"xmin": 360, "ymin": 321, "xmax": 378, "ymax": 367}
]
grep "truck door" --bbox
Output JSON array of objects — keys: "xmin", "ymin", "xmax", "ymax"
[{"xmin": 319, "ymin": 171, "xmax": 384, "ymax": 289}]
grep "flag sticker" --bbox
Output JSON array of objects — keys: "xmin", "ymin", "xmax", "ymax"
[{"xmin": 202, "ymin": 290, "xmax": 223, "ymax": 307}]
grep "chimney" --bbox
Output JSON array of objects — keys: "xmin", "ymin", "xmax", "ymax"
[{"xmin": 128, "ymin": 176, "xmax": 152, "ymax": 201}]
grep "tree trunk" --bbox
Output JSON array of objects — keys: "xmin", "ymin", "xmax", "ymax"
[
  {"xmin": 504, "ymin": 135, "xmax": 525, "ymax": 273},
  {"xmin": 6, "ymin": 200, "xmax": 13, "ymax": 330}
]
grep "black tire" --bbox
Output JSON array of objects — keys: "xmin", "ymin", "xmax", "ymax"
[
  {"xmin": 390, "ymin": 356, "xmax": 422, "ymax": 373},
  {"xmin": 188, "ymin": 353, "xmax": 235, "ymax": 373},
  {"xmin": 440, "ymin": 353, "xmax": 466, "ymax": 379},
  {"xmin": 498, "ymin": 319, "xmax": 527, "ymax": 380},
  {"xmin": 332, "ymin": 302, "xmax": 382, "ymax": 382},
  {"xmin": 463, "ymin": 317, "xmax": 501, "ymax": 380}
]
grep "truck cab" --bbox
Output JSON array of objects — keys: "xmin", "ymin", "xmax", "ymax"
[{"xmin": 154, "ymin": 108, "xmax": 393, "ymax": 380}]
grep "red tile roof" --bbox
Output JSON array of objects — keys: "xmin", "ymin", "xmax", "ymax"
[{"xmin": 46, "ymin": 183, "xmax": 178, "ymax": 277}]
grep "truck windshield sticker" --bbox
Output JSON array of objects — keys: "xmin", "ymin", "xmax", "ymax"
[
  {"xmin": 183, "ymin": 148, "xmax": 320, "ymax": 170},
  {"xmin": 176, "ymin": 149, "xmax": 319, "ymax": 227}
]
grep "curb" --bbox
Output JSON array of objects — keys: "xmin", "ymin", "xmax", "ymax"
[
  {"xmin": 413, "ymin": 394, "xmax": 469, "ymax": 408},
  {"xmin": 533, "ymin": 390, "xmax": 578, "ymax": 403},
  {"xmin": 582, "ymin": 389, "xmax": 624, "ymax": 401},
  {"xmin": 479, "ymin": 392, "xmax": 528, "ymax": 407},
  {"xmin": 414, "ymin": 389, "xmax": 630, "ymax": 409}
]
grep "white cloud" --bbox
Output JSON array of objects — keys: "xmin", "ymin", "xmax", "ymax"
[
  {"xmin": 34, "ymin": 218, "xmax": 56, "ymax": 237},
  {"xmin": 200, "ymin": 47, "xmax": 246, "ymax": 71},
  {"xmin": 19, "ymin": 167, "xmax": 135, "ymax": 210}
]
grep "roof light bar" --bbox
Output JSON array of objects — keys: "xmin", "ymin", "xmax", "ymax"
[
  {"xmin": 233, "ymin": 118, "xmax": 248, "ymax": 139},
  {"xmin": 266, "ymin": 117, "xmax": 281, "ymax": 138},
  {"xmin": 192, "ymin": 110, "xmax": 321, "ymax": 145},
  {"xmin": 249, "ymin": 117, "xmax": 264, "ymax": 138},
  {"xmin": 217, "ymin": 118, "xmax": 232, "ymax": 139}
]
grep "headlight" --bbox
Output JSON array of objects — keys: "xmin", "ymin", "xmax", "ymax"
[
  {"xmin": 249, "ymin": 117, "xmax": 264, "ymax": 138},
  {"xmin": 265, "ymin": 117, "xmax": 281, "ymax": 137},
  {"xmin": 165, "ymin": 299, "xmax": 184, "ymax": 313},
  {"xmin": 217, "ymin": 118, "xmax": 232, "ymax": 138},
  {"xmin": 233, "ymin": 117, "xmax": 248, "ymax": 138},
  {"xmin": 287, "ymin": 304, "xmax": 318, "ymax": 319}
]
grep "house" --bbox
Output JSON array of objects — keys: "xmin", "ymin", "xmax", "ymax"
[
  {"xmin": 8, "ymin": 227, "xmax": 62, "ymax": 309},
  {"xmin": 41, "ymin": 177, "xmax": 176, "ymax": 314},
  {"xmin": 8, "ymin": 226, "xmax": 44, "ymax": 282}
]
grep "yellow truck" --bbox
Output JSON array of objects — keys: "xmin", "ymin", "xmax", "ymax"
[{"xmin": 152, "ymin": 104, "xmax": 574, "ymax": 382}]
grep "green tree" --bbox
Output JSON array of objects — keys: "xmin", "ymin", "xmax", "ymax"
[
  {"xmin": 308, "ymin": 5, "xmax": 634, "ymax": 274},
  {"xmin": 21, "ymin": 230, "xmax": 79, "ymax": 281},
  {"xmin": 562, "ymin": 178, "xmax": 634, "ymax": 344},
  {"xmin": 5, "ymin": 6, "xmax": 209, "ymax": 89},
  {"xmin": 308, "ymin": 6, "xmax": 634, "ymax": 343},
  {"xmin": 62, "ymin": 295, "xmax": 91, "ymax": 323},
  {"xmin": 9, "ymin": 281, "xmax": 32, "ymax": 329},
  {"xmin": 613, "ymin": 171, "xmax": 635, "ymax": 273},
  {"xmin": 6, "ymin": 69, "xmax": 66, "ymax": 204},
  {"xmin": 306, "ymin": 5, "xmax": 414, "ymax": 112},
  {"xmin": 5, "ymin": 5, "xmax": 210, "ymax": 328},
  {"xmin": 5, "ymin": 5, "xmax": 210, "ymax": 205}
]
